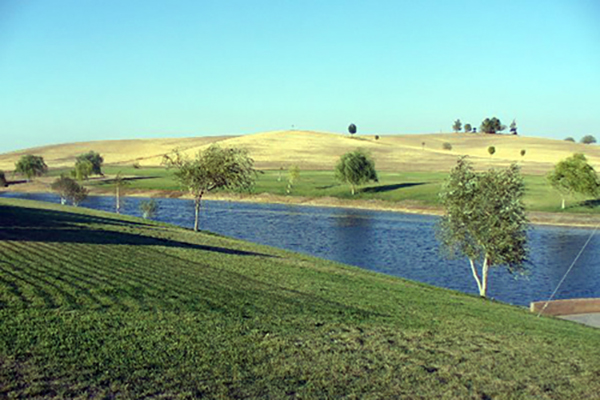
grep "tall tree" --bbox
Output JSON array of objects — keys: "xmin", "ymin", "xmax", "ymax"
[
  {"xmin": 14, "ymin": 155, "xmax": 48, "ymax": 181},
  {"xmin": 76, "ymin": 151, "xmax": 104, "ymax": 176},
  {"xmin": 452, "ymin": 119, "xmax": 462, "ymax": 133},
  {"xmin": 348, "ymin": 123, "xmax": 357, "ymax": 136},
  {"xmin": 437, "ymin": 158, "xmax": 528, "ymax": 297},
  {"xmin": 72, "ymin": 159, "xmax": 94, "ymax": 181},
  {"xmin": 50, "ymin": 175, "xmax": 88, "ymax": 206},
  {"xmin": 335, "ymin": 149, "xmax": 378, "ymax": 195},
  {"xmin": 480, "ymin": 117, "xmax": 506, "ymax": 134},
  {"xmin": 163, "ymin": 145, "xmax": 257, "ymax": 231},
  {"xmin": 547, "ymin": 153, "xmax": 600, "ymax": 209}
]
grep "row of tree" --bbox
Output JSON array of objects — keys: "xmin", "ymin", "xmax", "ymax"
[
  {"xmin": 565, "ymin": 135, "xmax": 597, "ymax": 145},
  {"xmin": 452, "ymin": 117, "xmax": 518, "ymax": 135}
]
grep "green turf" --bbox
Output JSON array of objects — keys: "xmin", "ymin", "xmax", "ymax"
[{"xmin": 1, "ymin": 198, "xmax": 599, "ymax": 398}]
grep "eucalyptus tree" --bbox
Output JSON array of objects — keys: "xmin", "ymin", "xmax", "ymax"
[
  {"xmin": 14, "ymin": 155, "xmax": 48, "ymax": 181},
  {"xmin": 547, "ymin": 153, "xmax": 600, "ymax": 209},
  {"xmin": 335, "ymin": 149, "xmax": 378, "ymax": 195},
  {"xmin": 437, "ymin": 157, "xmax": 528, "ymax": 298},
  {"xmin": 163, "ymin": 145, "xmax": 257, "ymax": 231}
]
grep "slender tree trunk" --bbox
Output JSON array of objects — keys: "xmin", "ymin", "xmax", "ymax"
[
  {"xmin": 193, "ymin": 193, "xmax": 204, "ymax": 232},
  {"xmin": 116, "ymin": 186, "xmax": 120, "ymax": 214},
  {"xmin": 480, "ymin": 256, "xmax": 489, "ymax": 297},
  {"xmin": 351, "ymin": 185, "xmax": 355, "ymax": 195},
  {"xmin": 561, "ymin": 197, "xmax": 565, "ymax": 210},
  {"xmin": 469, "ymin": 258, "xmax": 484, "ymax": 295}
]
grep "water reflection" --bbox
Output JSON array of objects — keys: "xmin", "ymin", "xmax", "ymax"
[{"xmin": 1, "ymin": 192, "xmax": 598, "ymax": 307}]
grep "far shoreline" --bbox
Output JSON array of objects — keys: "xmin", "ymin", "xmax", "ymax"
[{"xmin": 3, "ymin": 184, "xmax": 600, "ymax": 230}]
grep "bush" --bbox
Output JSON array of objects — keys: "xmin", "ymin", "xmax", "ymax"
[
  {"xmin": 139, "ymin": 199, "xmax": 159, "ymax": 219},
  {"xmin": 0, "ymin": 170, "xmax": 6, "ymax": 187},
  {"xmin": 520, "ymin": 149, "xmax": 526, "ymax": 157},
  {"xmin": 488, "ymin": 146, "xmax": 496, "ymax": 156},
  {"xmin": 442, "ymin": 142, "xmax": 452, "ymax": 151},
  {"xmin": 374, "ymin": 135, "xmax": 380, "ymax": 140},
  {"xmin": 133, "ymin": 162, "xmax": 141, "ymax": 169}
]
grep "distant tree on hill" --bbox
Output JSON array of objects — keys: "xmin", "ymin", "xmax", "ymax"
[
  {"xmin": 335, "ymin": 149, "xmax": 378, "ymax": 195},
  {"xmin": 510, "ymin": 120, "xmax": 518, "ymax": 135},
  {"xmin": 76, "ymin": 151, "xmax": 104, "ymax": 176},
  {"xmin": 51, "ymin": 175, "xmax": 88, "ymax": 206},
  {"xmin": 72, "ymin": 159, "xmax": 94, "ymax": 181},
  {"xmin": 348, "ymin": 123, "xmax": 357, "ymax": 136},
  {"xmin": 480, "ymin": 117, "xmax": 506, "ymax": 134},
  {"xmin": 488, "ymin": 146, "xmax": 496, "ymax": 157},
  {"xmin": 14, "ymin": 155, "xmax": 48, "ymax": 181},
  {"xmin": 581, "ymin": 135, "xmax": 597, "ymax": 145},
  {"xmin": 564, "ymin": 137, "xmax": 575, "ymax": 142},
  {"xmin": 0, "ymin": 170, "xmax": 7, "ymax": 187},
  {"xmin": 437, "ymin": 157, "xmax": 528, "ymax": 298},
  {"xmin": 464, "ymin": 123, "xmax": 472, "ymax": 133},
  {"xmin": 520, "ymin": 149, "xmax": 526, "ymax": 157},
  {"xmin": 421, "ymin": 142, "xmax": 426, "ymax": 150},
  {"xmin": 547, "ymin": 153, "xmax": 600, "ymax": 209},
  {"xmin": 163, "ymin": 145, "xmax": 257, "ymax": 231},
  {"xmin": 452, "ymin": 119, "xmax": 462, "ymax": 133},
  {"xmin": 375, "ymin": 135, "xmax": 380, "ymax": 140},
  {"xmin": 443, "ymin": 142, "xmax": 452, "ymax": 151}
]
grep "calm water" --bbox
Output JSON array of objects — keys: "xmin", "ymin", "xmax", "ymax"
[{"xmin": 2, "ymin": 192, "xmax": 599, "ymax": 307}]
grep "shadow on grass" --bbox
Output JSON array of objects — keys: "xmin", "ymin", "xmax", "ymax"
[
  {"xmin": 361, "ymin": 182, "xmax": 426, "ymax": 194},
  {"xmin": 0, "ymin": 204, "xmax": 271, "ymax": 257},
  {"xmin": 580, "ymin": 199, "xmax": 600, "ymax": 209}
]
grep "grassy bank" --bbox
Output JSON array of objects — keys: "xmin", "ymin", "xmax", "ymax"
[{"xmin": 1, "ymin": 198, "xmax": 599, "ymax": 398}]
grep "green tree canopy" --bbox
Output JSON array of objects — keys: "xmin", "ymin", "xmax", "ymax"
[
  {"xmin": 464, "ymin": 123, "xmax": 472, "ymax": 133},
  {"xmin": 335, "ymin": 149, "xmax": 378, "ymax": 195},
  {"xmin": 480, "ymin": 117, "xmax": 506, "ymax": 134},
  {"xmin": 547, "ymin": 153, "xmax": 600, "ymax": 209},
  {"xmin": 76, "ymin": 151, "xmax": 104, "ymax": 175},
  {"xmin": 14, "ymin": 155, "xmax": 48, "ymax": 181},
  {"xmin": 286, "ymin": 165, "xmax": 300, "ymax": 195},
  {"xmin": 581, "ymin": 135, "xmax": 597, "ymax": 145},
  {"xmin": 348, "ymin": 123, "xmax": 357, "ymax": 135},
  {"xmin": 452, "ymin": 119, "xmax": 462, "ymax": 133},
  {"xmin": 72, "ymin": 159, "xmax": 94, "ymax": 181},
  {"xmin": 487, "ymin": 146, "xmax": 496, "ymax": 156},
  {"xmin": 437, "ymin": 157, "xmax": 528, "ymax": 297},
  {"xmin": 163, "ymin": 145, "xmax": 257, "ymax": 231},
  {"xmin": 50, "ymin": 175, "xmax": 88, "ymax": 206},
  {"xmin": 564, "ymin": 137, "xmax": 575, "ymax": 142}
]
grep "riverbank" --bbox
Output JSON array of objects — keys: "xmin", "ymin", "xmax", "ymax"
[
  {"xmin": 1, "ymin": 198, "xmax": 600, "ymax": 398},
  {"xmin": 3, "ymin": 180, "xmax": 600, "ymax": 229}
]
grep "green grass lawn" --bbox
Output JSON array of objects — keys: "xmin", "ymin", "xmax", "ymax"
[
  {"xmin": 1, "ymin": 198, "xmax": 599, "ymax": 398},
  {"xmin": 63, "ymin": 165, "xmax": 600, "ymax": 214}
]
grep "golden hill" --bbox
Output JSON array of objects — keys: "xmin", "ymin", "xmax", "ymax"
[{"xmin": 1, "ymin": 130, "xmax": 598, "ymax": 174}]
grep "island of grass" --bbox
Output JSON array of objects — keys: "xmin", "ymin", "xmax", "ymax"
[{"xmin": 1, "ymin": 198, "xmax": 599, "ymax": 398}]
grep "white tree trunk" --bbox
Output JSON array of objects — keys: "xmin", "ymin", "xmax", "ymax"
[
  {"xmin": 469, "ymin": 258, "xmax": 484, "ymax": 295},
  {"xmin": 469, "ymin": 257, "xmax": 490, "ymax": 297},
  {"xmin": 194, "ymin": 196, "xmax": 201, "ymax": 232},
  {"xmin": 561, "ymin": 197, "xmax": 565, "ymax": 210},
  {"xmin": 116, "ymin": 186, "xmax": 120, "ymax": 214}
]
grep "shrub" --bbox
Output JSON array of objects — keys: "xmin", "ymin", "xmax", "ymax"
[
  {"xmin": 140, "ymin": 199, "xmax": 159, "ymax": 219},
  {"xmin": 488, "ymin": 146, "xmax": 496, "ymax": 156},
  {"xmin": 375, "ymin": 135, "xmax": 380, "ymax": 140},
  {"xmin": 520, "ymin": 149, "xmax": 526, "ymax": 157},
  {"xmin": 442, "ymin": 142, "xmax": 452, "ymax": 151}
]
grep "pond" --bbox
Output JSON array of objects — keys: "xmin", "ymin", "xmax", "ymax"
[{"xmin": 2, "ymin": 192, "xmax": 599, "ymax": 307}]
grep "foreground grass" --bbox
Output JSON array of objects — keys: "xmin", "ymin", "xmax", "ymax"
[{"xmin": 1, "ymin": 199, "xmax": 599, "ymax": 398}]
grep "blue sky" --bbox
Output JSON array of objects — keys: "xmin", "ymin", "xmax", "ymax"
[{"xmin": 0, "ymin": 0, "xmax": 599, "ymax": 153}]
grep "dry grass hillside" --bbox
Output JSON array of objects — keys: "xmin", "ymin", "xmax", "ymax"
[{"xmin": 1, "ymin": 130, "xmax": 598, "ymax": 174}]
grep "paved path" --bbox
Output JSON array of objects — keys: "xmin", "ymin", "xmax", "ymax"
[{"xmin": 559, "ymin": 313, "xmax": 600, "ymax": 328}]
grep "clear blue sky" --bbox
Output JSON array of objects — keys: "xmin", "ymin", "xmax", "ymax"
[{"xmin": 0, "ymin": 0, "xmax": 599, "ymax": 153}]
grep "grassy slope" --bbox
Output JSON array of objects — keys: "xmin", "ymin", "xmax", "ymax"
[{"xmin": 1, "ymin": 199, "xmax": 599, "ymax": 399}]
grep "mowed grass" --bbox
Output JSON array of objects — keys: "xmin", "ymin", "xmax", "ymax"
[
  {"xmin": 1, "ymin": 198, "xmax": 599, "ymax": 398},
  {"xmin": 58, "ymin": 165, "xmax": 600, "ymax": 214}
]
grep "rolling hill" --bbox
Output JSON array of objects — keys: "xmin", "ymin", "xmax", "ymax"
[{"xmin": 1, "ymin": 131, "xmax": 599, "ymax": 174}]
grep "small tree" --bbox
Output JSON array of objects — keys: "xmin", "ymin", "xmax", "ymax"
[
  {"xmin": 335, "ymin": 149, "xmax": 378, "ymax": 195},
  {"xmin": 72, "ymin": 159, "xmax": 94, "ymax": 181},
  {"xmin": 442, "ymin": 142, "xmax": 453, "ymax": 151},
  {"xmin": 14, "ymin": 155, "xmax": 48, "ymax": 181},
  {"xmin": 348, "ymin": 123, "xmax": 357, "ymax": 136},
  {"xmin": 452, "ymin": 119, "xmax": 462, "ymax": 133},
  {"xmin": 374, "ymin": 135, "xmax": 380, "ymax": 140},
  {"xmin": 286, "ymin": 165, "xmax": 300, "ymax": 194},
  {"xmin": 480, "ymin": 117, "xmax": 506, "ymax": 134},
  {"xmin": 421, "ymin": 142, "xmax": 426, "ymax": 150},
  {"xmin": 488, "ymin": 146, "xmax": 496, "ymax": 157},
  {"xmin": 581, "ymin": 135, "xmax": 597, "ymax": 145},
  {"xmin": 50, "ymin": 175, "xmax": 88, "ymax": 206},
  {"xmin": 464, "ymin": 123, "xmax": 472, "ymax": 133},
  {"xmin": 113, "ymin": 172, "xmax": 129, "ymax": 214},
  {"xmin": 547, "ymin": 153, "xmax": 600, "ymax": 209},
  {"xmin": 437, "ymin": 158, "xmax": 528, "ymax": 297},
  {"xmin": 564, "ymin": 137, "xmax": 575, "ymax": 142},
  {"xmin": 76, "ymin": 151, "xmax": 104, "ymax": 176},
  {"xmin": 163, "ymin": 145, "xmax": 257, "ymax": 231},
  {"xmin": 0, "ymin": 170, "xmax": 6, "ymax": 187},
  {"xmin": 520, "ymin": 149, "xmax": 526, "ymax": 157},
  {"xmin": 510, "ymin": 119, "xmax": 518, "ymax": 135},
  {"xmin": 139, "ymin": 199, "xmax": 159, "ymax": 220}
]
